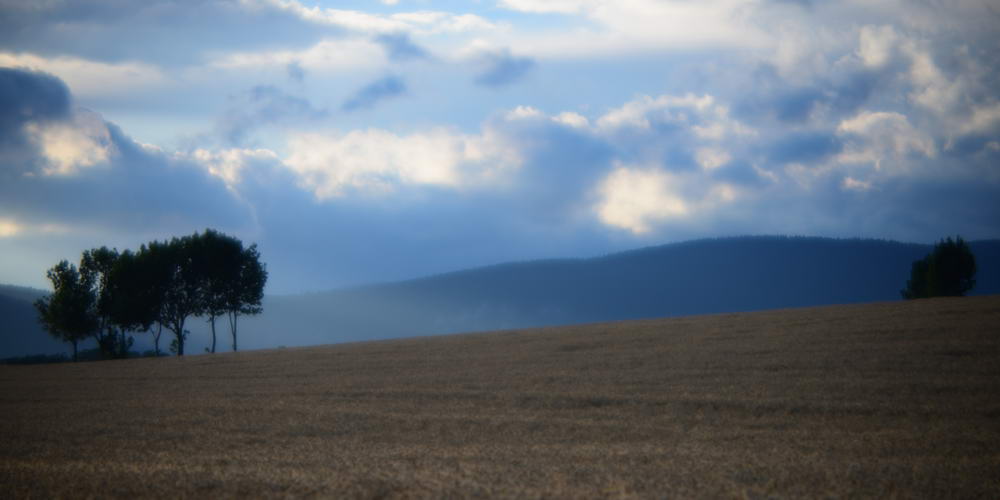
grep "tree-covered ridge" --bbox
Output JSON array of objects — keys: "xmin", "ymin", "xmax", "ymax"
[{"xmin": 34, "ymin": 229, "xmax": 267, "ymax": 359}]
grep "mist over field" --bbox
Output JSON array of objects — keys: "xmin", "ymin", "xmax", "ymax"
[{"xmin": 4, "ymin": 236, "xmax": 999, "ymax": 358}]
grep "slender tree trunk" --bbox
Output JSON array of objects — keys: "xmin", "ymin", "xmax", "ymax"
[
  {"xmin": 209, "ymin": 315, "xmax": 217, "ymax": 354},
  {"xmin": 228, "ymin": 311, "xmax": 239, "ymax": 352},
  {"xmin": 153, "ymin": 323, "xmax": 162, "ymax": 356},
  {"xmin": 72, "ymin": 339, "xmax": 78, "ymax": 362},
  {"xmin": 173, "ymin": 318, "xmax": 186, "ymax": 356}
]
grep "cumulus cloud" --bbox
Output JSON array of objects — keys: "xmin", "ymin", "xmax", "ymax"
[
  {"xmin": 341, "ymin": 75, "xmax": 407, "ymax": 111},
  {"xmin": 474, "ymin": 49, "xmax": 536, "ymax": 87},
  {"xmin": 837, "ymin": 111, "xmax": 936, "ymax": 168},
  {"xmin": 0, "ymin": 68, "xmax": 252, "ymax": 246},
  {"xmin": 26, "ymin": 108, "xmax": 115, "ymax": 176},
  {"xmin": 595, "ymin": 166, "xmax": 690, "ymax": 234},
  {"xmin": 283, "ymin": 125, "xmax": 519, "ymax": 199}
]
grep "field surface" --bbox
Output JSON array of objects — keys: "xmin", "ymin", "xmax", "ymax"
[{"xmin": 2, "ymin": 297, "xmax": 999, "ymax": 498}]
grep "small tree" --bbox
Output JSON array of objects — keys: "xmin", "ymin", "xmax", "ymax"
[
  {"xmin": 107, "ymin": 249, "xmax": 158, "ymax": 355},
  {"xmin": 34, "ymin": 261, "xmax": 98, "ymax": 361},
  {"xmin": 81, "ymin": 246, "xmax": 133, "ymax": 358},
  {"xmin": 152, "ymin": 236, "xmax": 204, "ymax": 357},
  {"xmin": 225, "ymin": 243, "xmax": 267, "ymax": 352},
  {"xmin": 194, "ymin": 229, "xmax": 244, "ymax": 354},
  {"xmin": 902, "ymin": 236, "xmax": 977, "ymax": 299}
]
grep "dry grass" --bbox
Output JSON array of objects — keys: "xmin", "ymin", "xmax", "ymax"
[{"xmin": 2, "ymin": 296, "xmax": 999, "ymax": 498}]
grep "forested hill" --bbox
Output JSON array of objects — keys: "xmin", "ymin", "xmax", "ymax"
[
  {"xmin": 4, "ymin": 236, "xmax": 1000, "ymax": 356},
  {"xmin": 240, "ymin": 236, "xmax": 1000, "ymax": 349},
  {"xmin": 0, "ymin": 285, "xmax": 62, "ymax": 357}
]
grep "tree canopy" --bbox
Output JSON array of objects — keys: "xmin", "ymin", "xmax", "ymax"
[
  {"xmin": 902, "ymin": 236, "xmax": 977, "ymax": 299},
  {"xmin": 35, "ymin": 229, "xmax": 267, "ymax": 358}
]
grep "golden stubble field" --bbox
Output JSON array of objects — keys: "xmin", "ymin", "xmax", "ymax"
[{"xmin": 2, "ymin": 296, "xmax": 999, "ymax": 498}]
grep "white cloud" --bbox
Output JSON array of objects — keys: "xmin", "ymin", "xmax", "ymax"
[
  {"xmin": 256, "ymin": 0, "xmax": 496, "ymax": 34},
  {"xmin": 596, "ymin": 93, "xmax": 753, "ymax": 141},
  {"xmin": 191, "ymin": 148, "xmax": 280, "ymax": 188},
  {"xmin": 498, "ymin": 0, "xmax": 588, "ymax": 14},
  {"xmin": 553, "ymin": 111, "xmax": 589, "ymax": 128},
  {"xmin": 595, "ymin": 166, "xmax": 689, "ymax": 234},
  {"xmin": 26, "ymin": 109, "xmax": 115, "ymax": 176},
  {"xmin": 283, "ymin": 126, "xmax": 519, "ymax": 199},
  {"xmin": 842, "ymin": 177, "xmax": 873, "ymax": 192},
  {"xmin": 0, "ymin": 219, "xmax": 22, "ymax": 238},
  {"xmin": 960, "ymin": 102, "xmax": 1000, "ymax": 136},
  {"xmin": 209, "ymin": 38, "xmax": 384, "ymax": 72},
  {"xmin": 597, "ymin": 93, "xmax": 714, "ymax": 131},
  {"xmin": 498, "ymin": 0, "xmax": 769, "ymax": 58},
  {"xmin": 857, "ymin": 25, "xmax": 898, "ymax": 69},
  {"xmin": 696, "ymin": 147, "xmax": 731, "ymax": 171},
  {"xmin": 837, "ymin": 111, "xmax": 935, "ymax": 168}
]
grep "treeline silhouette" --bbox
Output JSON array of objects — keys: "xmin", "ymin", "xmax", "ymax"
[{"xmin": 34, "ymin": 229, "xmax": 267, "ymax": 360}]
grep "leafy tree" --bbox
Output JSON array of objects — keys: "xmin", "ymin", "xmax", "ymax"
[
  {"xmin": 225, "ymin": 243, "xmax": 267, "ymax": 352},
  {"xmin": 194, "ymin": 229, "xmax": 244, "ymax": 353},
  {"xmin": 133, "ymin": 243, "xmax": 173, "ymax": 356},
  {"xmin": 34, "ymin": 261, "xmax": 97, "ymax": 361},
  {"xmin": 153, "ymin": 236, "xmax": 204, "ymax": 356},
  {"xmin": 902, "ymin": 236, "xmax": 977, "ymax": 299},
  {"xmin": 107, "ymin": 249, "xmax": 159, "ymax": 355},
  {"xmin": 81, "ymin": 246, "xmax": 133, "ymax": 358}
]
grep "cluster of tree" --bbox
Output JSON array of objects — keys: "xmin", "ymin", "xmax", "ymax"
[
  {"xmin": 34, "ymin": 229, "xmax": 267, "ymax": 360},
  {"xmin": 902, "ymin": 236, "xmax": 976, "ymax": 299}
]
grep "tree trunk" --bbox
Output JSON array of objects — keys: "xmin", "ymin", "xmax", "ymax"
[
  {"xmin": 72, "ymin": 339, "xmax": 78, "ymax": 362},
  {"xmin": 209, "ymin": 315, "xmax": 217, "ymax": 354},
  {"xmin": 153, "ymin": 323, "xmax": 162, "ymax": 356},
  {"xmin": 174, "ymin": 319, "xmax": 186, "ymax": 356},
  {"xmin": 228, "ymin": 311, "xmax": 239, "ymax": 352}
]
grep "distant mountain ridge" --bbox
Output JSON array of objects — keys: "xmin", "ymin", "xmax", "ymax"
[
  {"xmin": 3, "ymin": 236, "xmax": 999, "ymax": 357},
  {"xmin": 239, "ymin": 236, "xmax": 1000, "ymax": 349}
]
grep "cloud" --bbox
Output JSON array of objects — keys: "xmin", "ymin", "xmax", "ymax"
[
  {"xmin": 217, "ymin": 85, "xmax": 328, "ymax": 146},
  {"xmin": 26, "ymin": 108, "xmax": 115, "ymax": 176},
  {"xmin": 0, "ymin": 68, "xmax": 253, "ymax": 246},
  {"xmin": 0, "ymin": 67, "xmax": 73, "ymax": 177},
  {"xmin": 374, "ymin": 32, "xmax": 429, "ymax": 61},
  {"xmin": 282, "ymin": 125, "xmax": 519, "ymax": 199},
  {"xmin": 474, "ymin": 49, "xmax": 536, "ymax": 87},
  {"xmin": 0, "ymin": 1, "xmax": 338, "ymax": 66},
  {"xmin": 257, "ymin": 0, "xmax": 496, "ymax": 35},
  {"xmin": 836, "ymin": 111, "xmax": 935, "ymax": 168},
  {"xmin": 341, "ymin": 75, "xmax": 407, "ymax": 111},
  {"xmin": 595, "ymin": 166, "xmax": 690, "ymax": 234}
]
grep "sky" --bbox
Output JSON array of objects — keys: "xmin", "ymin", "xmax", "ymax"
[{"xmin": 1, "ymin": 0, "xmax": 999, "ymax": 295}]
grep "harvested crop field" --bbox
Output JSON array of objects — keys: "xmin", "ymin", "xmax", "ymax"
[{"xmin": 2, "ymin": 297, "xmax": 1000, "ymax": 498}]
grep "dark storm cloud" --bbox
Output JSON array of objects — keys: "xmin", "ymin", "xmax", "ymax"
[
  {"xmin": 341, "ymin": 75, "xmax": 407, "ymax": 111},
  {"xmin": 0, "ymin": 69, "xmax": 251, "ymax": 234},
  {"xmin": 0, "ymin": 67, "xmax": 72, "ymax": 178},
  {"xmin": 218, "ymin": 85, "xmax": 328, "ymax": 146},
  {"xmin": 0, "ymin": 0, "xmax": 339, "ymax": 65},
  {"xmin": 474, "ymin": 49, "xmax": 536, "ymax": 88},
  {"xmin": 374, "ymin": 33, "xmax": 429, "ymax": 62}
]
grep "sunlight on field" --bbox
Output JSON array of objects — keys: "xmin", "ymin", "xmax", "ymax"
[{"xmin": 2, "ymin": 297, "xmax": 999, "ymax": 498}]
